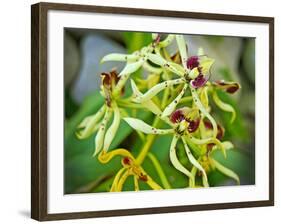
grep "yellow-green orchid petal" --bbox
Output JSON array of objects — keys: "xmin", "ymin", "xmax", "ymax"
[
  {"xmin": 182, "ymin": 137, "xmax": 209, "ymax": 187},
  {"xmin": 93, "ymin": 108, "xmax": 112, "ymax": 156},
  {"xmin": 76, "ymin": 106, "xmax": 106, "ymax": 139},
  {"xmin": 176, "ymin": 35, "xmax": 188, "ymax": 69},
  {"xmin": 169, "ymin": 136, "xmax": 195, "ymax": 187},
  {"xmin": 190, "ymin": 86, "xmax": 218, "ymax": 138},
  {"xmin": 210, "ymin": 158, "xmax": 240, "ymax": 184},
  {"xmin": 123, "ymin": 117, "xmax": 174, "ymax": 135},
  {"xmin": 162, "ymin": 83, "xmax": 188, "ymax": 117},
  {"xmin": 101, "ymin": 53, "xmax": 139, "ymax": 63},
  {"xmin": 103, "ymin": 106, "xmax": 121, "ymax": 151},
  {"xmin": 213, "ymin": 91, "xmax": 236, "ymax": 123},
  {"xmin": 134, "ymin": 78, "xmax": 185, "ymax": 103}
]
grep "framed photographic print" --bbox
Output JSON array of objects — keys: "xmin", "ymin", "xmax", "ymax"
[{"xmin": 31, "ymin": 2, "xmax": 274, "ymax": 221}]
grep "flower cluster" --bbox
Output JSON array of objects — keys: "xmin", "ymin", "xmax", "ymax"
[{"xmin": 76, "ymin": 34, "xmax": 241, "ymax": 191}]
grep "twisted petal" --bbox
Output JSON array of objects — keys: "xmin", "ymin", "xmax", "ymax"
[
  {"xmin": 200, "ymin": 86, "xmax": 209, "ymax": 108},
  {"xmin": 93, "ymin": 108, "xmax": 112, "ymax": 156},
  {"xmin": 76, "ymin": 106, "xmax": 106, "ymax": 139},
  {"xmin": 162, "ymin": 84, "xmax": 188, "ymax": 117},
  {"xmin": 182, "ymin": 137, "xmax": 209, "ymax": 187},
  {"xmin": 135, "ymin": 78, "xmax": 185, "ymax": 103},
  {"xmin": 103, "ymin": 106, "xmax": 121, "ymax": 151},
  {"xmin": 147, "ymin": 53, "xmax": 185, "ymax": 76},
  {"xmin": 213, "ymin": 91, "xmax": 236, "ymax": 123},
  {"xmin": 101, "ymin": 53, "xmax": 139, "ymax": 63},
  {"xmin": 131, "ymin": 79, "xmax": 162, "ymax": 116},
  {"xmin": 189, "ymin": 136, "xmax": 226, "ymax": 158},
  {"xmin": 176, "ymin": 35, "xmax": 188, "ymax": 69},
  {"xmin": 123, "ymin": 117, "xmax": 174, "ymax": 135},
  {"xmin": 159, "ymin": 34, "xmax": 175, "ymax": 48},
  {"xmin": 190, "ymin": 86, "xmax": 218, "ymax": 138},
  {"xmin": 211, "ymin": 158, "xmax": 240, "ymax": 184},
  {"xmin": 169, "ymin": 136, "xmax": 195, "ymax": 186}
]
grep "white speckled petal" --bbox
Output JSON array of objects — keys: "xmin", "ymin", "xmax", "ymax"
[{"xmin": 123, "ymin": 117, "xmax": 173, "ymax": 135}]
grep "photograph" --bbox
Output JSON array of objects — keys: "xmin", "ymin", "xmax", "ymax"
[{"xmin": 64, "ymin": 29, "xmax": 255, "ymax": 194}]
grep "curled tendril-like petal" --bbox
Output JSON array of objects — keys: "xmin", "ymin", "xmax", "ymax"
[
  {"xmin": 169, "ymin": 136, "xmax": 195, "ymax": 187},
  {"xmin": 200, "ymin": 86, "xmax": 209, "ymax": 108},
  {"xmin": 94, "ymin": 108, "xmax": 112, "ymax": 156},
  {"xmin": 189, "ymin": 135, "xmax": 226, "ymax": 158},
  {"xmin": 123, "ymin": 117, "xmax": 174, "ymax": 135},
  {"xmin": 162, "ymin": 84, "xmax": 188, "ymax": 117},
  {"xmin": 100, "ymin": 53, "xmax": 139, "ymax": 63},
  {"xmin": 110, "ymin": 167, "xmax": 127, "ymax": 192},
  {"xmin": 210, "ymin": 158, "xmax": 240, "ymax": 184},
  {"xmin": 182, "ymin": 137, "xmax": 209, "ymax": 187},
  {"xmin": 190, "ymin": 86, "xmax": 218, "ymax": 138},
  {"xmin": 175, "ymin": 35, "xmax": 188, "ymax": 69},
  {"xmin": 76, "ymin": 106, "xmax": 105, "ymax": 139},
  {"xmin": 103, "ymin": 105, "xmax": 121, "ymax": 151},
  {"xmin": 212, "ymin": 91, "xmax": 236, "ymax": 123},
  {"xmin": 147, "ymin": 53, "xmax": 185, "ymax": 76},
  {"xmin": 134, "ymin": 78, "xmax": 185, "ymax": 103},
  {"xmin": 159, "ymin": 34, "xmax": 175, "ymax": 48}
]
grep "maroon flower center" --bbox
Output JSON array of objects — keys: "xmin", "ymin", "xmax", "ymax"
[
  {"xmin": 190, "ymin": 74, "xmax": 208, "ymax": 88},
  {"xmin": 187, "ymin": 119, "xmax": 200, "ymax": 133},
  {"xmin": 170, "ymin": 109, "xmax": 186, "ymax": 123},
  {"xmin": 186, "ymin": 56, "xmax": 199, "ymax": 69}
]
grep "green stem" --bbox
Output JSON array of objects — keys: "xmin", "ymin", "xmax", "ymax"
[{"xmin": 147, "ymin": 152, "xmax": 172, "ymax": 189}]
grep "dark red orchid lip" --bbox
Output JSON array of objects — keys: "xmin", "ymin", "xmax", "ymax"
[
  {"xmin": 170, "ymin": 109, "xmax": 186, "ymax": 123},
  {"xmin": 186, "ymin": 56, "xmax": 199, "ymax": 70},
  {"xmin": 170, "ymin": 109, "xmax": 200, "ymax": 133},
  {"xmin": 190, "ymin": 74, "xmax": 208, "ymax": 88},
  {"xmin": 187, "ymin": 119, "xmax": 200, "ymax": 133},
  {"xmin": 204, "ymin": 120, "xmax": 224, "ymax": 140}
]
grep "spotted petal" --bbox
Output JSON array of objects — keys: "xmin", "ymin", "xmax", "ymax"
[
  {"xmin": 123, "ymin": 117, "xmax": 173, "ymax": 135},
  {"xmin": 162, "ymin": 84, "xmax": 188, "ymax": 117},
  {"xmin": 131, "ymin": 79, "xmax": 162, "ymax": 116},
  {"xmin": 94, "ymin": 109, "xmax": 112, "ymax": 156},
  {"xmin": 101, "ymin": 53, "xmax": 139, "ymax": 63},
  {"xmin": 134, "ymin": 78, "xmax": 185, "ymax": 103},
  {"xmin": 119, "ymin": 60, "xmax": 144, "ymax": 76},
  {"xmin": 182, "ymin": 137, "xmax": 209, "ymax": 187},
  {"xmin": 147, "ymin": 53, "xmax": 185, "ymax": 76},
  {"xmin": 190, "ymin": 86, "xmax": 218, "ymax": 138}
]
